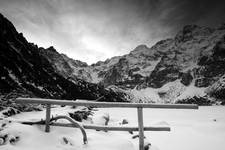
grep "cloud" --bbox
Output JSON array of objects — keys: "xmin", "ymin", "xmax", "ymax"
[{"xmin": 0, "ymin": 0, "xmax": 225, "ymax": 64}]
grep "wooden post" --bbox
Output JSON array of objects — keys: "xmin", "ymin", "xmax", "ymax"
[
  {"xmin": 45, "ymin": 104, "xmax": 51, "ymax": 132},
  {"xmin": 137, "ymin": 107, "xmax": 144, "ymax": 150}
]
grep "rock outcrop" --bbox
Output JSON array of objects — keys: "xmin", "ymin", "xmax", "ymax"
[{"xmin": 0, "ymin": 13, "xmax": 129, "ymax": 103}]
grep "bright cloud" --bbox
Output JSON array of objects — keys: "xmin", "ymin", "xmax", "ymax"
[{"xmin": 0, "ymin": 0, "xmax": 225, "ymax": 64}]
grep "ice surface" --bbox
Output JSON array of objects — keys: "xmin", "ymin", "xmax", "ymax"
[{"xmin": 0, "ymin": 106, "xmax": 225, "ymax": 150}]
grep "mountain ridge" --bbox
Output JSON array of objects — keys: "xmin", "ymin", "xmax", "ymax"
[
  {"xmin": 40, "ymin": 22, "xmax": 225, "ymax": 104},
  {"xmin": 1, "ymin": 12, "xmax": 225, "ymax": 104}
]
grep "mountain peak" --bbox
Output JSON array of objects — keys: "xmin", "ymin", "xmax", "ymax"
[
  {"xmin": 134, "ymin": 44, "xmax": 149, "ymax": 51},
  {"xmin": 0, "ymin": 13, "xmax": 18, "ymax": 40},
  {"xmin": 47, "ymin": 46, "xmax": 57, "ymax": 52},
  {"xmin": 0, "ymin": 13, "xmax": 6, "ymax": 20},
  {"xmin": 130, "ymin": 44, "xmax": 150, "ymax": 54}
]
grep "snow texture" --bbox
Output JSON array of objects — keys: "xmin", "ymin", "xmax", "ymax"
[{"xmin": 1, "ymin": 106, "xmax": 225, "ymax": 150}]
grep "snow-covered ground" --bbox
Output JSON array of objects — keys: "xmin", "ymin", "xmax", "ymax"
[{"xmin": 1, "ymin": 106, "xmax": 225, "ymax": 150}]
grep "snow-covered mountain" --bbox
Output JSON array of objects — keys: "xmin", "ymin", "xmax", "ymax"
[
  {"xmin": 0, "ymin": 13, "xmax": 130, "ymax": 103},
  {"xmin": 42, "ymin": 24, "xmax": 225, "ymax": 104},
  {"xmin": 2, "ymin": 12, "xmax": 224, "ymax": 104},
  {"xmin": 88, "ymin": 24, "xmax": 225, "ymax": 88}
]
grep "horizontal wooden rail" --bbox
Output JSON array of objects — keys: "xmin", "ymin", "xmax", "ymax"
[
  {"xmin": 52, "ymin": 123, "xmax": 171, "ymax": 132},
  {"xmin": 16, "ymin": 98, "xmax": 198, "ymax": 109},
  {"xmin": 21, "ymin": 119, "xmax": 170, "ymax": 132}
]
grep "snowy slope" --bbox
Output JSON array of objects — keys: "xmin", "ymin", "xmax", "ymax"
[{"xmin": 130, "ymin": 80, "xmax": 207, "ymax": 104}]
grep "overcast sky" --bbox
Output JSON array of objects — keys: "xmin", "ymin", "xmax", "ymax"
[{"xmin": 1, "ymin": 0, "xmax": 225, "ymax": 64}]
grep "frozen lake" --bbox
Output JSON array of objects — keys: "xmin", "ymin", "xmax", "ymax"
[
  {"xmin": 4, "ymin": 106, "xmax": 225, "ymax": 150},
  {"xmin": 94, "ymin": 106, "xmax": 225, "ymax": 150}
]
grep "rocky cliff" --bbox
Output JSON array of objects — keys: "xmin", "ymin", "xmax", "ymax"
[{"xmin": 0, "ymin": 13, "xmax": 130, "ymax": 102}]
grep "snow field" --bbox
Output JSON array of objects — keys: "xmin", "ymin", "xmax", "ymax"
[{"xmin": 0, "ymin": 106, "xmax": 225, "ymax": 150}]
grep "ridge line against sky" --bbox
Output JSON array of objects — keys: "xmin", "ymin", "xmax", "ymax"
[{"xmin": 1, "ymin": 0, "xmax": 225, "ymax": 64}]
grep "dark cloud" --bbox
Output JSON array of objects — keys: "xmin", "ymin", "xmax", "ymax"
[
  {"xmin": 0, "ymin": 0, "xmax": 225, "ymax": 64},
  {"xmin": 159, "ymin": 0, "xmax": 225, "ymax": 30}
]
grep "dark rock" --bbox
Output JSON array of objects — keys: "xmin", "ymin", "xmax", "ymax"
[
  {"xmin": 180, "ymin": 72, "xmax": 193, "ymax": 86},
  {"xmin": 147, "ymin": 65, "xmax": 180, "ymax": 88},
  {"xmin": 176, "ymin": 96, "xmax": 212, "ymax": 105},
  {"xmin": 9, "ymin": 136, "xmax": 20, "ymax": 145},
  {"xmin": 194, "ymin": 78, "xmax": 211, "ymax": 87},
  {"xmin": 122, "ymin": 119, "xmax": 129, "ymax": 125},
  {"xmin": 62, "ymin": 137, "xmax": 72, "ymax": 145},
  {"xmin": 2, "ymin": 107, "xmax": 20, "ymax": 117},
  {"xmin": 69, "ymin": 109, "xmax": 93, "ymax": 122},
  {"xmin": 212, "ymin": 36, "xmax": 225, "ymax": 59},
  {"xmin": 144, "ymin": 143, "xmax": 151, "ymax": 150},
  {"xmin": 101, "ymin": 58, "xmax": 129, "ymax": 87}
]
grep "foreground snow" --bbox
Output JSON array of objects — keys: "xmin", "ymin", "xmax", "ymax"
[{"xmin": 0, "ymin": 106, "xmax": 225, "ymax": 150}]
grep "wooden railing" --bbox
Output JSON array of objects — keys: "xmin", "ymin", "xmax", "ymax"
[{"xmin": 16, "ymin": 97, "xmax": 198, "ymax": 150}]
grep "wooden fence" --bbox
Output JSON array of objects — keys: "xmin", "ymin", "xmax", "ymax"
[{"xmin": 16, "ymin": 97, "xmax": 198, "ymax": 150}]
